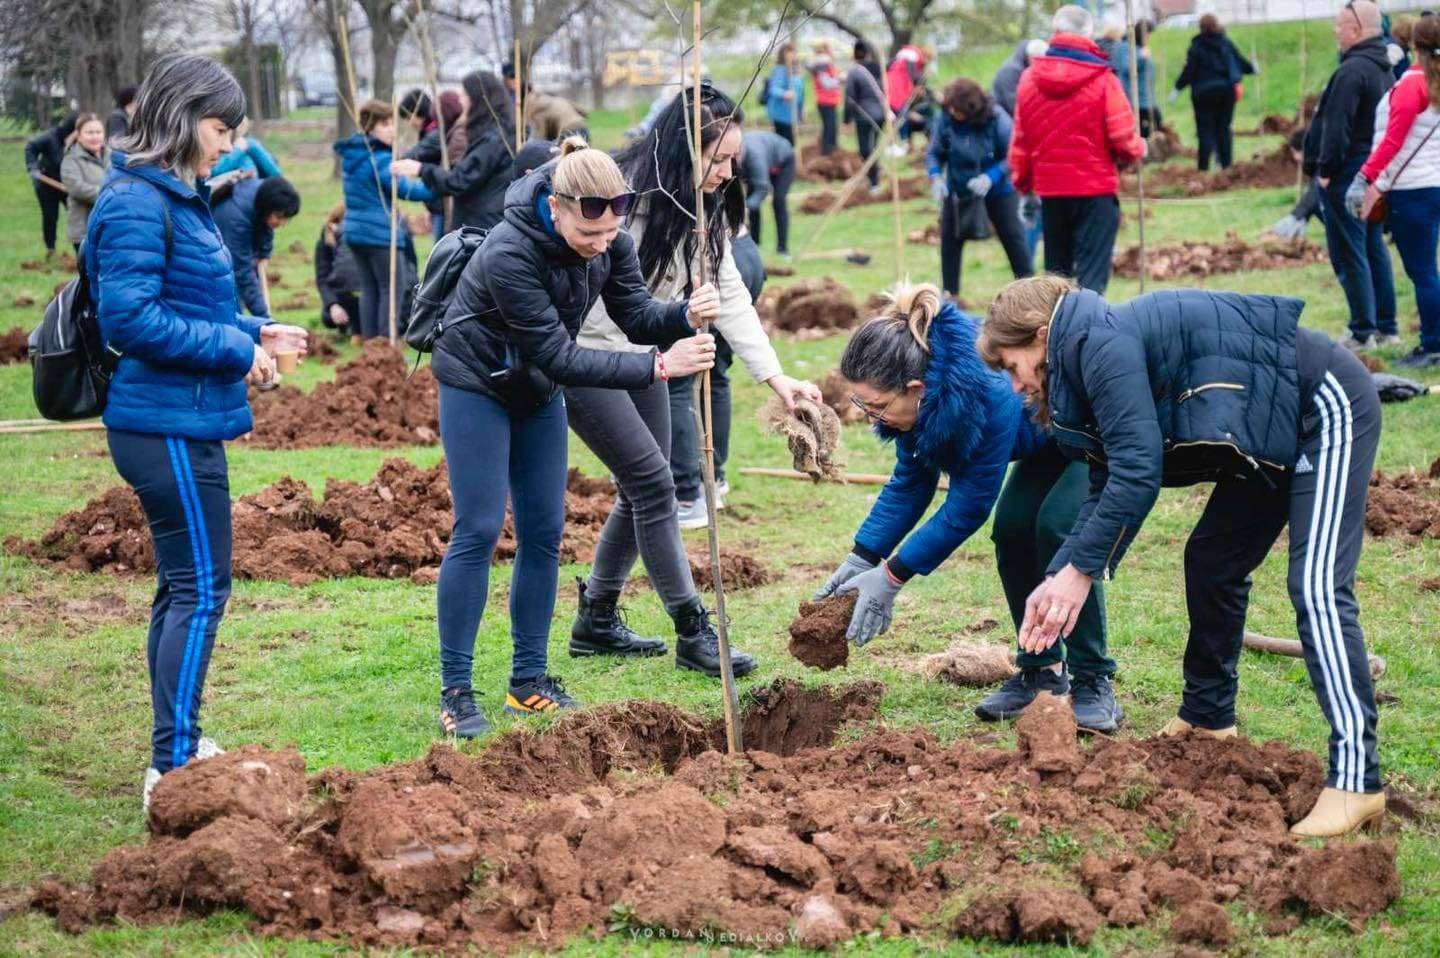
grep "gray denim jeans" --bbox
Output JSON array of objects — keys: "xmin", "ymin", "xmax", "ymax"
[{"xmin": 565, "ymin": 380, "xmax": 698, "ymax": 616}]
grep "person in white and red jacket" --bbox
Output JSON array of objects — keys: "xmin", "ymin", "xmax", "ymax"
[
  {"xmin": 1354, "ymin": 14, "xmax": 1440, "ymax": 367},
  {"xmin": 1009, "ymin": 5, "xmax": 1144, "ymax": 294}
]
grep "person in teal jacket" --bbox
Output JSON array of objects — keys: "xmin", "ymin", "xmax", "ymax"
[
  {"xmin": 333, "ymin": 98, "xmax": 434, "ymax": 340},
  {"xmin": 207, "ymin": 118, "xmax": 281, "ymax": 181},
  {"xmin": 765, "ymin": 43, "xmax": 805, "ymax": 143}
]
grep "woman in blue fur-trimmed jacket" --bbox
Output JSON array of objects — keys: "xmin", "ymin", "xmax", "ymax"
[
  {"xmin": 86, "ymin": 53, "xmax": 309, "ymax": 812},
  {"xmin": 814, "ymin": 283, "xmax": 1120, "ymax": 731}
]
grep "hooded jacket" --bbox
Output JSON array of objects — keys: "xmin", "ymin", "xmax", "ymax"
[
  {"xmin": 927, "ymin": 104, "xmax": 1014, "ymax": 199},
  {"xmin": 431, "ymin": 164, "xmax": 694, "ymax": 404},
  {"xmin": 1042, "ymin": 288, "xmax": 1327, "ymax": 581},
  {"xmin": 421, "ymin": 72, "xmax": 514, "ymax": 231},
  {"xmin": 1175, "ymin": 31, "xmax": 1254, "ymax": 97},
  {"xmin": 1010, "ymin": 34, "xmax": 1145, "ymax": 197},
  {"xmin": 85, "ymin": 157, "xmax": 268, "ymax": 440},
  {"xmin": 853, "ymin": 303, "xmax": 1048, "ymax": 579},
  {"xmin": 211, "ymin": 177, "xmax": 275, "ymax": 317},
  {"xmin": 990, "ymin": 41, "xmax": 1031, "ymax": 117},
  {"xmin": 405, "ymin": 120, "xmax": 447, "ymax": 216},
  {"xmin": 333, "ymin": 133, "xmax": 434, "ymax": 249},
  {"xmin": 1303, "ymin": 36, "xmax": 1395, "ymax": 180},
  {"xmin": 61, "ymin": 142, "xmax": 112, "ymax": 245}
]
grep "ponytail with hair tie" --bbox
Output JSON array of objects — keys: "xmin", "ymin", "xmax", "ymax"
[
  {"xmin": 885, "ymin": 283, "xmax": 941, "ymax": 354},
  {"xmin": 839, "ymin": 282, "xmax": 944, "ymax": 392}
]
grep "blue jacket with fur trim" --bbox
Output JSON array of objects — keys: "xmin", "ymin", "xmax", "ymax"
[{"xmin": 854, "ymin": 302, "xmax": 1048, "ymax": 578}]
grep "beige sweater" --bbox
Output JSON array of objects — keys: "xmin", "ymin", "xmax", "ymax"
[{"xmin": 578, "ymin": 216, "xmax": 782, "ymax": 384}]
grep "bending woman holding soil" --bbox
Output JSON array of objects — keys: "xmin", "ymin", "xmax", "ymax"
[
  {"xmin": 566, "ymin": 85, "xmax": 820, "ymax": 679},
  {"xmin": 815, "ymin": 284, "xmax": 1121, "ymax": 732},
  {"xmin": 430, "ymin": 138, "xmax": 719, "ymax": 738},
  {"xmin": 86, "ymin": 53, "xmax": 309, "ymax": 810},
  {"xmin": 980, "ymin": 276, "xmax": 1384, "ymax": 837}
]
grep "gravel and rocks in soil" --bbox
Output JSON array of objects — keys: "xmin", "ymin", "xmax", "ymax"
[
  {"xmin": 1112, "ymin": 231, "xmax": 1328, "ymax": 280},
  {"xmin": 757, "ymin": 278, "xmax": 861, "ymax": 338},
  {"xmin": 788, "ymin": 594, "xmax": 856, "ymax": 670},
  {"xmin": 6, "ymin": 461, "xmax": 616, "ymax": 586},
  {"xmin": 243, "ymin": 341, "xmax": 439, "ymax": 449},
  {"xmin": 1, "ymin": 326, "xmax": 29, "ymax": 363},
  {"xmin": 763, "ymin": 396, "xmax": 844, "ymax": 481},
  {"xmin": 1366, "ymin": 468, "xmax": 1440, "ymax": 539},
  {"xmin": 31, "ymin": 686, "xmax": 1399, "ymax": 951}
]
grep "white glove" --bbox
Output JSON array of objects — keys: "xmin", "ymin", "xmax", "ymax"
[
  {"xmin": 1167, "ymin": 89, "xmax": 1180, "ymax": 104},
  {"xmin": 1344, "ymin": 176, "xmax": 1368, "ymax": 219},
  {"xmin": 1269, "ymin": 214, "xmax": 1306, "ymax": 241},
  {"xmin": 966, "ymin": 174, "xmax": 992, "ymax": 197},
  {"xmin": 929, "ymin": 175, "xmax": 948, "ymax": 206}
]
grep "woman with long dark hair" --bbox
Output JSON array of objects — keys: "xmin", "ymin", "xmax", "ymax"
[
  {"xmin": 430, "ymin": 138, "xmax": 719, "ymax": 737},
  {"xmin": 85, "ymin": 53, "xmax": 309, "ymax": 810},
  {"xmin": 815, "ymin": 284, "xmax": 1118, "ymax": 731},
  {"xmin": 980, "ymin": 276, "xmax": 1384, "ymax": 837},
  {"xmin": 563, "ymin": 85, "xmax": 819, "ymax": 678}
]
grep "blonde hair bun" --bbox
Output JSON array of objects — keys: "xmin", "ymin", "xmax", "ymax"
[{"xmin": 558, "ymin": 134, "xmax": 591, "ymax": 157}]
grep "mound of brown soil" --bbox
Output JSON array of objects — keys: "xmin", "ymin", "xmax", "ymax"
[
  {"xmin": 1112, "ymin": 231, "xmax": 1328, "ymax": 280},
  {"xmin": 6, "ymin": 461, "xmax": 615, "ymax": 585},
  {"xmin": 800, "ymin": 144, "xmax": 865, "ymax": 181},
  {"xmin": 243, "ymin": 342, "xmax": 439, "ymax": 449},
  {"xmin": 306, "ymin": 332, "xmax": 341, "ymax": 364},
  {"xmin": 797, "ymin": 175, "xmax": 927, "ymax": 214},
  {"xmin": 1367, "ymin": 469, "xmax": 1440, "ymax": 539},
  {"xmin": 688, "ymin": 547, "xmax": 776, "ymax": 593},
  {"xmin": 1124, "ymin": 144, "xmax": 1298, "ymax": 196},
  {"xmin": 764, "ymin": 397, "xmax": 844, "ymax": 481},
  {"xmin": 1, "ymin": 326, "xmax": 30, "ymax": 364},
  {"xmin": 1145, "ymin": 125, "xmax": 1195, "ymax": 163},
  {"xmin": 1247, "ymin": 113, "xmax": 1297, "ymax": 136},
  {"xmin": 788, "ymin": 594, "xmax": 855, "ymax": 670},
  {"xmin": 32, "ymin": 688, "xmax": 1398, "ymax": 951},
  {"xmin": 907, "ymin": 223, "xmax": 940, "ymax": 246},
  {"xmin": 818, "ymin": 369, "xmax": 866, "ymax": 424},
  {"xmin": 920, "ymin": 641, "xmax": 1015, "ymax": 687},
  {"xmin": 764, "ymin": 278, "xmax": 860, "ymax": 336}
]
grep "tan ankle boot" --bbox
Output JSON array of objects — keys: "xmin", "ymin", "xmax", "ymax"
[
  {"xmin": 1158, "ymin": 716, "xmax": 1238, "ymax": 739},
  {"xmin": 1290, "ymin": 787, "xmax": 1385, "ymax": 838}
]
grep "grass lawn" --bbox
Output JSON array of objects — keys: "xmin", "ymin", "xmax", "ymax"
[{"xmin": 2, "ymin": 23, "xmax": 1439, "ymax": 954}]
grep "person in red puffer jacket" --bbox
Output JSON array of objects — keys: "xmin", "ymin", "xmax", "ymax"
[{"xmin": 1010, "ymin": 4, "xmax": 1145, "ymax": 293}]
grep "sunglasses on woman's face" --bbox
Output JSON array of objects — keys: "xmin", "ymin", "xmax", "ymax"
[{"xmin": 555, "ymin": 191, "xmax": 637, "ymax": 219}]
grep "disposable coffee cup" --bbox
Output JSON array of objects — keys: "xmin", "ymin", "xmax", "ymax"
[{"xmin": 275, "ymin": 349, "xmax": 299, "ymax": 375}]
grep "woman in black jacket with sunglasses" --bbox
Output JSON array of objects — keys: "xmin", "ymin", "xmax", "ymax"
[{"xmin": 429, "ymin": 137, "xmax": 719, "ymax": 739}]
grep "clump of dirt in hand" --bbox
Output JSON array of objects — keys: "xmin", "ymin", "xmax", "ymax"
[
  {"xmin": 1, "ymin": 327, "xmax": 30, "ymax": 364},
  {"xmin": 818, "ymin": 369, "xmax": 867, "ymax": 424},
  {"xmin": 762, "ymin": 278, "xmax": 860, "ymax": 337},
  {"xmin": 244, "ymin": 342, "xmax": 439, "ymax": 449},
  {"xmin": 788, "ymin": 594, "xmax": 856, "ymax": 670},
  {"xmin": 763, "ymin": 396, "xmax": 844, "ymax": 481},
  {"xmin": 920, "ymin": 641, "xmax": 1016, "ymax": 687},
  {"xmin": 31, "ymin": 675, "xmax": 1397, "ymax": 951},
  {"xmin": 1113, "ymin": 231, "xmax": 1327, "ymax": 280},
  {"xmin": 8, "ymin": 462, "xmax": 615, "ymax": 585},
  {"xmin": 1366, "ymin": 469, "xmax": 1440, "ymax": 539},
  {"xmin": 799, "ymin": 144, "xmax": 865, "ymax": 181},
  {"xmin": 687, "ymin": 547, "xmax": 776, "ymax": 593}
]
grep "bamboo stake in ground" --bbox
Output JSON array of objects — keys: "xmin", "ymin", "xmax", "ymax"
[
  {"xmin": 387, "ymin": 82, "xmax": 401, "ymax": 346},
  {"xmin": 1124, "ymin": 0, "xmax": 1148, "ymax": 292},
  {"xmin": 514, "ymin": 36, "xmax": 524, "ymax": 151},
  {"xmin": 877, "ymin": 56, "xmax": 904, "ymax": 284},
  {"xmin": 414, "ymin": 0, "xmax": 453, "ymax": 228},
  {"xmin": 689, "ymin": 0, "xmax": 743, "ymax": 756}
]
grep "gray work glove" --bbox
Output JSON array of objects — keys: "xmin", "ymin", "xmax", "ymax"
[
  {"xmin": 966, "ymin": 173, "xmax": 992, "ymax": 197},
  {"xmin": 1269, "ymin": 213, "xmax": 1307, "ymax": 241},
  {"xmin": 814, "ymin": 552, "xmax": 876, "ymax": 600},
  {"xmin": 929, "ymin": 175, "xmax": 948, "ymax": 207},
  {"xmin": 1344, "ymin": 176, "xmax": 1368, "ymax": 219},
  {"xmin": 834, "ymin": 562, "xmax": 905, "ymax": 645}
]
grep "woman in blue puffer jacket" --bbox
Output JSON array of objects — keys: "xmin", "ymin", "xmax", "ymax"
[
  {"xmin": 333, "ymin": 99, "xmax": 434, "ymax": 341},
  {"xmin": 84, "ymin": 53, "xmax": 310, "ymax": 812},
  {"xmin": 814, "ymin": 284, "xmax": 1120, "ymax": 733},
  {"xmin": 925, "ymin": 78, "xmax": 1033, "ymax": 299},
  {"xmin": 764, "ymin": 43, "xmax": 805, "ymax": 142}
]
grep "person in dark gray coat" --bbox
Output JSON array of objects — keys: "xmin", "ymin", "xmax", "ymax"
[
  {"xmin": 739, "ymin": 129, "xmax": 795, "ymax": 256},
  {"xmin": 844, "ymin": 40, "xmax": 888, "ymax": 189},
  {"xmin": 990, "ymin": 39, "xmax": 1047, "ymax": 117}
]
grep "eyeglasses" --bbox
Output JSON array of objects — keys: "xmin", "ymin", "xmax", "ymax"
[
  {"xmin": 554, "ymin": 191, "xmax": 637, "ymax": 219},
  {"xmin": 849, "ymin": 390, "xmax": 904, "ymax": 424}
]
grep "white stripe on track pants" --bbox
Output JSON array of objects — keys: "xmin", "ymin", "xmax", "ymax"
[{"xmin": 1179, "ymin": 347, "xmax": 1381, "ymax": 794}]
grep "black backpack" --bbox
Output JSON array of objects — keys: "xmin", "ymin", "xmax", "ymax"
[
  {"xmin": 29, "ymin": 178, "xmax": 171, "ymax": 421},
  {"xmin": 405, "ymin": 225, "xmax": 488, "ymax": 352}
]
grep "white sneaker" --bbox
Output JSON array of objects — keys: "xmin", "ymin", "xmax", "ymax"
[
  {"xmin": 1339, "ymin": 333, "xmax": 1378, "ymax": 352},
  {"xmin": 676, "ymin": 499, "xmax": 709, "ymax": 530},
  {"xmin": 194, "ymin": 736, "xmax": 225, "ymax": 760},
  {"xmin": 1378, "ymin": 333, "xmax": 1403, "ymax": 347},
  {"xmin": 142, "ymin": 767, "xmax": 162, "ymax": 813},
  {"xmin": 715, "ymin": 478, "xmax": 730, "ymax": 498}
]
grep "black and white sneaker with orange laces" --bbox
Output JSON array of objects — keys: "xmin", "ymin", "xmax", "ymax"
[
  {"xmin": 438, "ymin": 686, "xmax": 492, "ymax": 738},
  {"xmin": 504, "ymin": 674, "xmax": 581, "ymax": 716}
]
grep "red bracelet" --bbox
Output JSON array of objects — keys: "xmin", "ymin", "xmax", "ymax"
[{"xmin": 656, "ymin": 351, "xmax": 669, "ymax": 382}]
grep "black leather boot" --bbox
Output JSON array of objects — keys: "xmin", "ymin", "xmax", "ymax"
[
  {"xmin": 673, "ymin": 600, "xmax": 757, "ymax": 678},
  {"xmin": 568, "ymin": 578, "xmax": 668, "ymax": 658}
]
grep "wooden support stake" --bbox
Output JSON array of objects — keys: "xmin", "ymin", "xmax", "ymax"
[
  {"xmin": 877, "ymin": 56, "xmax": 903, "ymax": 284},
  {"xmin": 514, "ymin": 36, "xmax": 525, "ymax": 151},
  {"xmin": 387, "ymin": 81, "xmax": 401, "ymax": 346},
  {"xmin": 739, "ymin": 466, "xmax": 949, "ymax": 491},
  {"xmin": 1244, "ymin": 631, "xmax": 1385, "ymax": 680}
]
